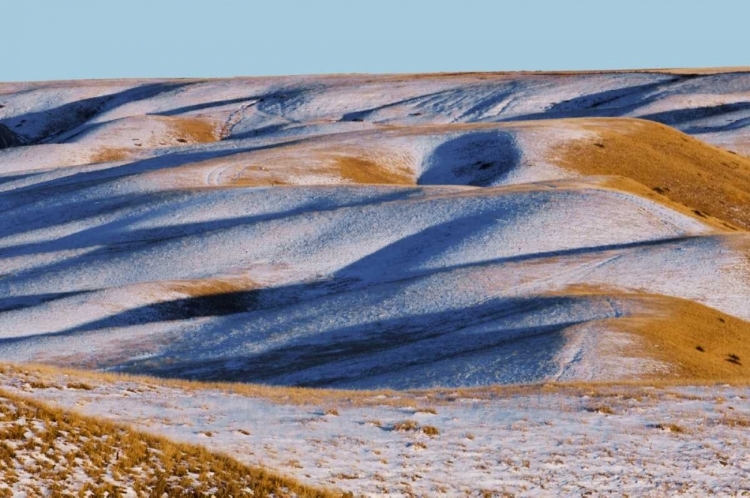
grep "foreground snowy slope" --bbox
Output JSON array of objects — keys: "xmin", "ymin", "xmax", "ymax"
[
  {"xmin": 4, "ymin": 364, "xmax": 750, "ymax": 496},
  {"xmin": 1, "ymin": 71, "xmax": 749, "ymax": 387},
  {"xmin": 0, "ymin": 381, "xmax": 337, "ymax": 497}
]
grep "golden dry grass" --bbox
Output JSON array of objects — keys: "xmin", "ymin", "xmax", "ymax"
[
  {"xmin": 87, "ymin": 117, "xmax": 219, "ymax": 165},
  {"xmin": 149, "ymin": 141, "xmax": 416, "ymax": 188},
  {"xmin": 548, "ymin": 283, "xmax": 750, "ymax": 382},
  {"xmin": 618, "ymin": 294, "xmax": 750, "ymax": 382},
  {"xmin": 333, "ymin": 155, "xmax": 413, "ymax": 185},
  {"xmin": 598, "ymin": 176, "xmax": 733, "ymax": 231},
  {"xmin": 0, "ymin": 388, "xmax": 342, "ymax": 497},
  {"xmin": 166, "ymin": 116, "xmax": 221, "ymax": 144},
  {"xmin": 226, "ymin": 145, "xmax": 415, "ymax": 187},
  {"xmin": 554, "ymin": 118, "xmax": 750, "ymax": 229},
  {"xmin": 167, "ymin": 277, "xmax": 258, "ymax": 297},
  {"xmin": 89, "ymin": 146, "xmax": 130, "ymax": 164}
]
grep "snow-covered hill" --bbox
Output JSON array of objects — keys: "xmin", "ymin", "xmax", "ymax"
[
  {"xmin": 4, "ymin": 364, "xmax": 750, "ymax": 496},
  {"xmin": 1, "ymin": 71, "xmax": 749, "ymax": 387}
]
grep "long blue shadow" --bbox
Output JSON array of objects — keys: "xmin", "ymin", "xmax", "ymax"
[{"xmin": 2, "ymin": 82, "xmax": 193, "ymax": 144}]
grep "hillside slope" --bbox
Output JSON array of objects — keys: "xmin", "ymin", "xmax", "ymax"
[
  {"xmin": 2, "ymin": 363, "xmax": 749, "ymax": 497},
  {"xmin": 1, "ymin": 72, "xmax": 749, "ymax": 387},
  {"xmin": 0, "ymin": 384, "xmax": 339, "ymax": 497}
]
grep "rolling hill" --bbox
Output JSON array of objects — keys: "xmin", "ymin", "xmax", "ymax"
[{"xmin": 1, "ymin": 71, "xmax": 749, "ymax": 388}]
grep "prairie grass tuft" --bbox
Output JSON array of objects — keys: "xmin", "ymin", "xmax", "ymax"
[
  {"xmin": 585, "ymin": 405, "xmax": 615, "ymax": 415},
  {"xmin": 651, "ymin": 423, "xmax": 685, "ymax": 433},
  {"xmin": 392, "ymin": 420, "xmax": 420, "ymax": 432},
  {"xmin": 421, "ymin": 425, "xmax": 440, "ymax": 437},
  {"xmin": 66, "ymin": 382, "xmax": 93, "ymax": 391}
]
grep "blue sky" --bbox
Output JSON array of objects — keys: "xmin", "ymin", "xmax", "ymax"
[{"xmin": 3, "ymin": 0, "xmax": 749, "ymax": 81}]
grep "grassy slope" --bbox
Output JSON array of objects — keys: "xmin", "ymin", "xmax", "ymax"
[
  {"xmin": 553, "ymin": 118, "xmax": 750, "ymax": 230},
  {"xmin": 56, "ymin": 118, "xmax": 750, "ymax": 384},
  {"xmin": 0, "ymin": 387, "xmax": 342, "ymax": 497},
  {"xmin": 631, "ymin": 295, "xmax": 750, "ymax": 381},
  {"xmin": 551, "ymin": 289, "xmax": 750, "ymax": 382},
  {"xmin": 511, "ymin": 118, "xmax": 750, "ymax": 381}
]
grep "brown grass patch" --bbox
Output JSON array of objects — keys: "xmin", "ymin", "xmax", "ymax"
[
  {"xmin": 391, "ymin": 420, "xmax": 440, "ymax": 436},
  {"xmin": 28, "ymin": 381, "xmax": 55, "ymax": 389},
  {"xmin": 554, "ymin": 118, "xmax": 750, "ymax": 229},
  {"xmin": 719, "ymin": 417, "xmax": 750, "ymax": 428},
  {"xmin": 542, "ymin": 281, "xmax": 750, "ymax": 383},
  {"xmin": 167, "ymin": 117, "xmax": 221, "ymax": 144},
  {"xmin": 421, "ymin": 425, "xmax": 440, "ymax": 437},
  {"xmin": 651, "ymin": 422, "xmax": 686, "ymax": 433},
  {"xmin": 576, "ymin": 291, "xmax": 750, "ymax": 382},
  {"xmin": 599, "ymin": 176, "xmax": 732, "ymax": 231},
  {"xmin": 167, "ymin": 277, "xmax": 257, "ymax": 297},
  {"xmin": 414, "ymin": 407, "xmax": 437, "ymax": 415},
  {"xmin": 627, "ymin": 296, "xmax": 750, "ymax": 381},
  {"xmin": 392, "ymin": 420, "xmax": 420, "ymax": 432},
  {"xmin": 585, "ymin": 405, "xmax": 615, "ymax": 415},
  {"xmin": 143, "ymin": 139, "xmax": 416, "ymax": 188},
  {"xmin": 332, "ymin": 155, "xmax": 413, "ymax": 185},
  {"xmin": 90, "ymin": 147, "xmax": 130, "ymax": 164},
  {"xmin": 66, "ymin": 382, "xmax": 93, "ymax": 390}
]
